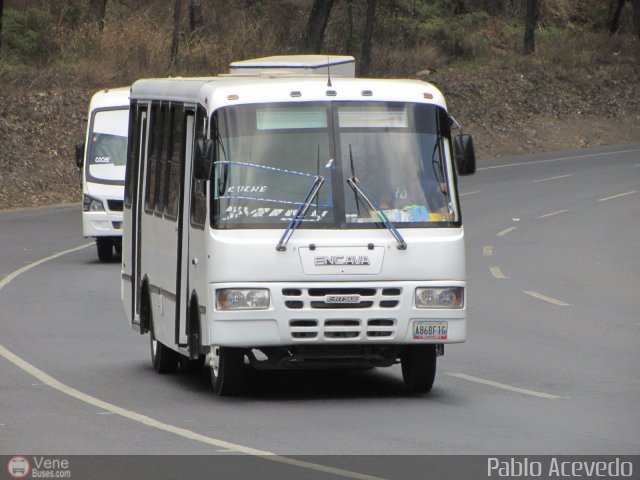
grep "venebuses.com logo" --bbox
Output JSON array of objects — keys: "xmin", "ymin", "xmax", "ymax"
[{"xmin": 7, "ymin": 456, "xmax": 30, "ymax": 479}]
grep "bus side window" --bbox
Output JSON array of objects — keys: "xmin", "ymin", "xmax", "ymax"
[
  {"xmin": 165, "ymin": 105, "xmax": 184, "ymax": 221},
  {"xmin": 155, "ymin": 103, "xmax": 171, "ymax": 217},
  {"xmin": 144, "ymin": 104, "xmax": 160, "ymax": 214},
  {"xmin": 124, "ymin": 104, "xmax": 139, "ymax": 209},
  {"xmin": 190, "ymin": 106, "xmax": 207, "ymax": 228}
]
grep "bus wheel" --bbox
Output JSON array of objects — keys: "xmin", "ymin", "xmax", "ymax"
[
  {"xmin": 209, "ymin": 347, "xmax": 244, "ymax": 396},
  {"xmin": 150, "ymin": 321, "xmax": 179, "ymax": 374},
  {"xmin": 96, "ymin": 237, "xmax": 114, "ymax": 262},
  {"xmin": 401, "ymin": 345, "xmax": 437, "ymax": 393}
]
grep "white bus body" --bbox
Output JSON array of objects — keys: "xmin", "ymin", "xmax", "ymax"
[
  {"xmin": 121, "ymin": 56, "xmax": 475, "ymax": 395},
  {"xmin": 77, "ymin": 87, "xmax": 130, "ymax": 262}
]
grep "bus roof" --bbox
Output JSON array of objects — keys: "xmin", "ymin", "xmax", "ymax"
[
  {"xmin": 129, "ymin": 75, "xmax": 447, "ymax": 112},
  {"xmin": 89, "ymin": 86, "xmax": 130, "ymax": 111}
]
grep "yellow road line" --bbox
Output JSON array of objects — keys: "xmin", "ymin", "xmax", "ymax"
[
  {"xmin": 445, "ymin": 373, "xmax": 565, "ymax": 400},
  {"xmin": 537, "ymin": 209, "xmax": 568, "ymax": 219},
  {"xmin": 490, "ymin": 266, "xmax": 508, "ymax": 279},
  {"xmin": 477, "ymin": 148, "xmax": 640, "ymax": 171},
  {"xmin": 0, "ymin": 245, "xmax": 385, "ymax": 480},
  {"xmin": 497, "ymin": 226, "xmax": 517, "ymax": 237},
  {"xmin": 598, "ymin": 191, "xmax": 637, "ymax": 202},
  {"xmin": 533, "ymin": 174, "xmax": 574, "ymax": 183},
  {"xmin": 523, "ymin": 290, "xmax": 570, "ymax": 307}
]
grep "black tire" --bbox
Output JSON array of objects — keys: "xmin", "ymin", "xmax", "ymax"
[
  {"xmin": 148, "ymin": 301, "xmax": 179, "ymax": 374},
  {"xmin": 210, "ymin": 347, "xmax": 245, "ymax": 396},
  {"xmin": 401, "ymin": 345, "xmax": 437, "ymax": 393},
  {"xmin": 96, "ymin": 237, "xmax": 114, "ymax": 262}
]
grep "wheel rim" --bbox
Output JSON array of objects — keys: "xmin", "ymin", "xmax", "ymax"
[{"xmin": 209, "ymin": 347, "xmax": 220, "ymax": 379}]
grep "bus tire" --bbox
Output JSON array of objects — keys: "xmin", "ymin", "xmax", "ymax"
[
  {"xmin": 96, "ymin": 237, "xmax": 114, "ymax": 262},
  {"xmin": 401, "ymin": 345, "xmax": 437, "ymax": 393},
  {"xmin": 148, "ymin": 304, "xmax": 178, "ymax": 374},
  {"xmin": 210, "ymin": 347, "xmax": 244, "ymax": 396}
]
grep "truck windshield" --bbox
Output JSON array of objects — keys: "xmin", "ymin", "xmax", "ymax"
[
  {"xmin": 212, "ymin": 101, "xmax": 458, "ymax": 229},
  {"xmin": 87, "ymin": 108, "xmax": 129, "ymax": 182}
]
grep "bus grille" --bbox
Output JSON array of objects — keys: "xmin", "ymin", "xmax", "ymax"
[
  {"xmin": 107, "ymin": 200, "xmax": 124, "ymax": 212},
  {"xmin": 289, "ymin": 318, "xmax": 396, "ymax": 340},
  {"xmin": 282, "ymin": 287, "xmax": 401, "ymax": 310}
]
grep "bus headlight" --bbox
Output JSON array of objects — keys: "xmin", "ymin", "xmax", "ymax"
[
  {"xmin": 83, "ymin": 195, "xmax": 105, "ymax": 212},
  {"xmin": 415, "ymin": 287, "xmax": 464, "ymax": 309},
  {"xmin": 216, "ymin": 289, "xmax": 270, "ymax": 310}
]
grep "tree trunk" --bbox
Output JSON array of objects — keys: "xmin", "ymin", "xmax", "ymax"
[
  {"xmin": 482, "ymin": 0, "xmax": 503, "ymax": 16},
  {"xmin": 304, "ymin": 0, "xmax": 334, "ymax": 53},
  {"xmin": 345, "ymin": 0, "xmax": 354, "ymax": 55},
  {"xmin": 171, "ymin": 0, "xmax": 182, "ymax": 66},
  {"xmin": 634, "ymin": 0, "xmax": 640, "ymax": 38},
  {"xmin": 0, "ymin": 0, "xmax": 4, "ymax": 49},
  {"xmin": 523, "ymin": 0, "xmax": 539, "ymax": 55},
  {"xmin": 88, "ymin": 0, "xmax": 107, "ymax": 31},
  {"xmin": 360, "ymin": 0, "xmax": 377, "ymax": 77},
  {"xmin": 609, "ymin": 0, "xmax": 625, "ymax": 34},
  {"xmin": 189, "ymin": 0, "xmax": 203, "ymax": 33}
]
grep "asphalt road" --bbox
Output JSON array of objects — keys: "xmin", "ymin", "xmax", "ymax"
[{"xmin": 1, "ymin": 145, "xmax": 639, "ymax": 477}]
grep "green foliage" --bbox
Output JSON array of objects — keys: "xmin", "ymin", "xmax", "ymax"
[{"xmin": 2, "ymin": 7, "xmax": 55, "ymax": 60}]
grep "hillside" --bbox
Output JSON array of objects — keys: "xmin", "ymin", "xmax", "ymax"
[{"xmin": 1, "ymin": 0, "xmax": 639, "ymax": 209}]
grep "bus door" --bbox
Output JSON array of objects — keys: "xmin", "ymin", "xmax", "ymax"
[
  {"xmin": 131, "ymin": 106, "xmax": 148, "ymax": 329},
  {"xmin": 174, "ymin": 109, "xmax": 195, "ymax": 347}
]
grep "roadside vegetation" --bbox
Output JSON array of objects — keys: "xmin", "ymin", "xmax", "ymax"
[{"xmin": 0, "ymin": 0, "xmax": 639, "ymax": 208}]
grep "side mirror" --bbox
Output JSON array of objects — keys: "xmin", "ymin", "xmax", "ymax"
[
  {"xmin": 75, "ymin": 142, "xmax": 85, "ymax": 169},
  {"xmin": 453, "ymin": 134, "xmax": 476, "ymax": 176},
  {"xmin": 194, "ymin": 138, "xmax": 214, "ymax": 180}
]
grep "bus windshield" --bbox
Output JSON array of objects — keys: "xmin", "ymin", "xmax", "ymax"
[
  {"xmin": 212, "ymin": 101, "xmax": 458, "ymax": 229},
  {"xmin": 87, "ymin": 108, "xmax": 129, "ymax": 182}
]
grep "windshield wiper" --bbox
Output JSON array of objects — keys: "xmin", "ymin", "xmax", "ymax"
[
  {"xmin": 346, "ymin": 176, "xmax": 407, "ymax": 250},
  {"xmin": 276, "ymin": 158, "xmax": 331, "ymax": 252}
]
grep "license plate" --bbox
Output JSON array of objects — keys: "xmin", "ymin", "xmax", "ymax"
[{"xmin": 413, "ymin": 321, "xmax": 448, "ymax": 340}]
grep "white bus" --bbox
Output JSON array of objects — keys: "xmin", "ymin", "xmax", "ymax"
[
  {"xmin": 76, "ymin": 87, "xmax": 130, "ymax": 262},
  {"xmin": 121, "ymin": 55, "xmax": 476, "ymax": 395}
]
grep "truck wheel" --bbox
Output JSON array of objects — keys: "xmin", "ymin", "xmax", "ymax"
[
  {"xmin": 209, "ymin": 347, "xmax": 244, "ymax": 396},
  {"xmin": 150, "ymin": 319, "xmax": 178, "ymax": 374},
  {"xmin": 401, "ymin": 345, "xmax": 437, "ymax": 393},
  {"xmin": 96, "ymin": 237, "xmax": 113, "ymax": 262}
]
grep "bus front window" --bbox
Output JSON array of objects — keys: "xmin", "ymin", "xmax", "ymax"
[
  {"xmin": 212, "ymin": 103, "xmax": 334, "ymax": 229},
  {"xmin": 88, "ymin": 109, "xmax": 129, "ymax": 182}
]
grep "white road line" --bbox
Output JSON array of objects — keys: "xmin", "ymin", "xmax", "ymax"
[
  {"xmin": 459, "ymin": 190, "xmax": 482, "ymax": 197},
  {"xmin": 497, "ymin": 226, "xmax": 517, "ymax": 237},
  {"xmin": 597, "ymin": 190, "xmax": 637, "ymax": 202},
  {"xmin": 523, "ymin": 290, "xmax": 571, "ymax": 306},
  {"xmin": 537, "ymin": 209, "xmax": 568, "ymax": 219},
  {"xmin": 0, "ymin": 243, "xmax": 93, "ymax": 287},
  {"xmin": 477, "ymin": 148, "xmax": 640, "ymax": 171},
  {"xmin": 483, "ymin": 245, "xmax": 493, "ymax": 257},
  {"xmin": 533, "ymin": 174, "xmax": 574, "ymax": 183},
  {"xmin": 490, "ymin": 266, "xmax": 508, "ymax": 279},
  {"xmin": 0, "ymin": 247, "xmax": 385, "ymax": 480},
  {"xmin": 445, "ymin": 373, "xmax": 564, "ymax": 400}
]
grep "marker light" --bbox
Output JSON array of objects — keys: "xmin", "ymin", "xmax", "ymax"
[
  {"xmin": 415, "ymin": 287, "xmax": 464, "ymax": 309},
  {"xmin": 216, "ymin": 289, "xmax": 270, "ymax": 310}
]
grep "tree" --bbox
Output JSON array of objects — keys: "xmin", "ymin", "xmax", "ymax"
[
  {"xmin": 634, "ymin": 0, "xmax": 640, "ymax": 38},
  {"xmin": 523, "ymin": 0, "xmax": 539, "ymax": 55},
  {"xmin": 0, "ymin": 0, "xmax": 4, "ymax": 49},
  {"xmin": 189, "ymin": 0, "xmax": 203, "ymax": 33},
  {"xmin": 359, "ymin": 0, "xmax": 377, "ymax": 77},
  {"xmin": 303, "ymin": 0, "xmax": 334, "ymax": 53},
  {"xmin": 88, "ymin": 0, "xmax": 107, "ymax": 31},
  {"xmin": 171, "ymin": 0, "xmax": 182, "ymax": 65}
]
